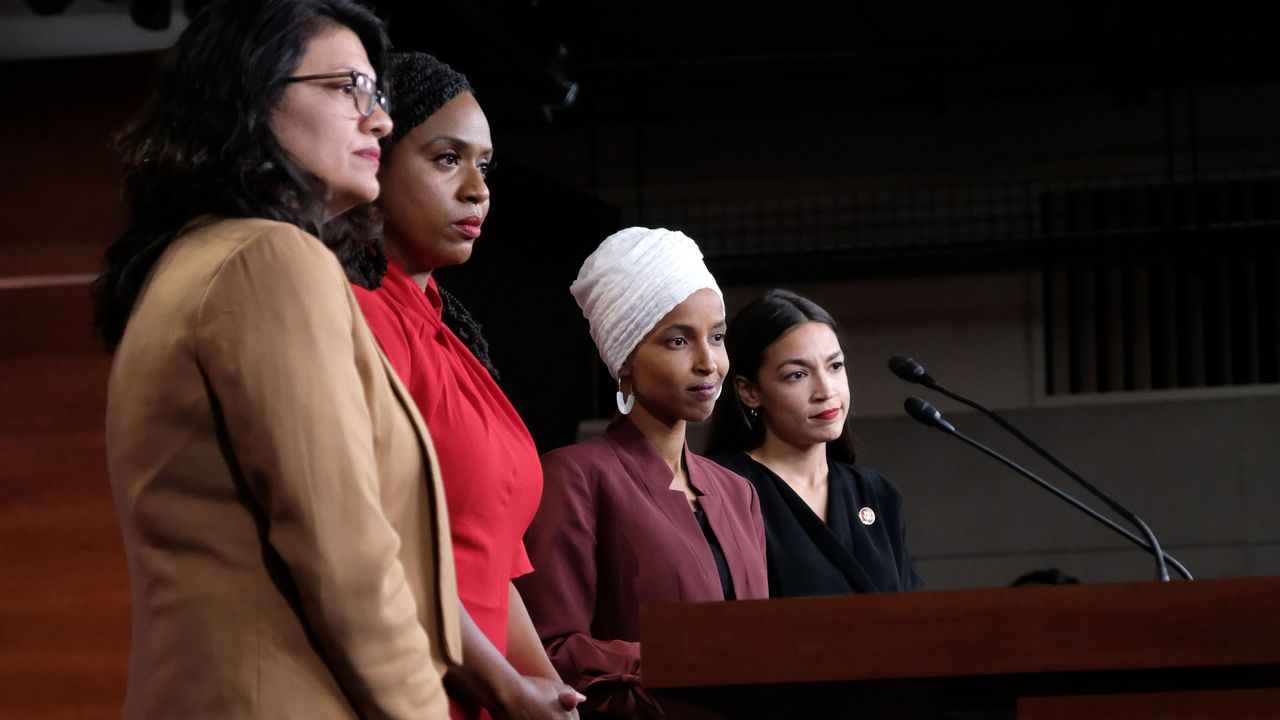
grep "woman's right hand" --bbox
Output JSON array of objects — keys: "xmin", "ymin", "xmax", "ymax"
[{"xmin": 494, "ymin": 674, "xmax": 585, "ymax": 720}]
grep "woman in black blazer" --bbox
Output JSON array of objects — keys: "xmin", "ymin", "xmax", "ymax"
[{"xmin": 706, "ymin": 288, "xmax": 922, "ymax": 597}]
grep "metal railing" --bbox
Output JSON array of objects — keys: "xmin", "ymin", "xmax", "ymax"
[{"xmin": 627, "ymin": 166, "xmax": 1280, "ymax": 261}]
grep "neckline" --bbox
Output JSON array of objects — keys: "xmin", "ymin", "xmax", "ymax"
[{"xmin": 743, "ymin": 452, "xmax": 835, "ymax": 527}]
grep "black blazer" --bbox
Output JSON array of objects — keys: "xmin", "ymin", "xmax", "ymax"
[{"xmin": 711, "ymin": 452, "xmax": 922, "ymax": 597}]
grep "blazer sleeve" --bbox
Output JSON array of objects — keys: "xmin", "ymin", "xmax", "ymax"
[
  {"xmin": 520, "ymin": 449, "xmax": 654, "ymax": 717},
  {"xmin": 194, "ymin": 226, "xmax": 445, "ymax": 719}
]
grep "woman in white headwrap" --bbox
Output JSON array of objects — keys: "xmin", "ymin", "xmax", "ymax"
[{"xmin": 515, "ymin": 228, "xmax": 769, "ymax": 718}]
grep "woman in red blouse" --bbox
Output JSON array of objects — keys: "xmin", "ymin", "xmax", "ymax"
[{"xmin": 346, "ymin": 53, "xmax": 580, "ymax": 720}]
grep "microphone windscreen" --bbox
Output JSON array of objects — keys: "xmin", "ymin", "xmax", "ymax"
[
  {"xmin": 889, "ymin": 354, "xmax": 926, "ymax": 383},
  {"xmin": 904, "ymin": 396, "xmax": 936, "ymax": 425}
]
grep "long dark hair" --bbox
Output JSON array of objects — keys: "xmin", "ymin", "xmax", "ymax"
[
  {"xmin": 705, "ymin": 288, "xmax": 857, "ymax": 463},
  {"xmin": 92, "ymin": 0, "xmax": 390, "ymax": 348}
]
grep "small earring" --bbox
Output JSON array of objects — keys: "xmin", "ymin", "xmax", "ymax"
[
  {"xmin": 616, "ymin": 378, "xmax": 635, "ymax": 415},
  {"xmin": 747, "ymin": 406, "xmax": 760, "ymax": 420}
]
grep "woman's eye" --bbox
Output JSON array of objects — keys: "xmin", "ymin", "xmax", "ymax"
[
  {"xmin": 338, "ymin": 83, "xmax": 356, "ymax": 96},
  {"xmin": 435, "ymin": 152, "xmax": 461, "ymax": 166},
  {"xmin": 787, "ymin": 371, "xmax": 806, "ymax": 381},
  {"xmin": 711, "ymin": 332, "xmax": 725, "ymax": 344},
  {"xmin": 478, "ymin": 160, "xmax": 493, "ymax": 177},
  {"xmin": 668, "ymin": 337, "xmax": 688, "ymax": 348},
  {"xmin": 831, "ymin": 361, "xmax": 844, "ymax": 371}
]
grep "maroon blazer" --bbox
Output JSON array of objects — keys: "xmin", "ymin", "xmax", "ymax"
[{"xmin": 517, "ymin": 417, "xmax": 767, "ymax": 717}]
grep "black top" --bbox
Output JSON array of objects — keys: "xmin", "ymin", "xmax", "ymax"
[
  {"xmin": 693, "ymin": 507, "xmax": 736, "ymax": 600},
  {"xmin": 711, "ymin": 452, "xmax": 922, "ymax": 597}
]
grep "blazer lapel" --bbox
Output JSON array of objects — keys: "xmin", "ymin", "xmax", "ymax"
[
  {"xmin": 603, "ymin": 419, "xmax": 721, "ymax": 596},
  {"xmin": 371, "ymin": 339, "xmax": 463, "ymax": 663},
  {"xmin": 832, "ymin": 463, "xmax": 909, "ymax": 593},
  {"xmin": 762, "ymin": 461, "xmax": 879, "ymax": 594},
  {"xmin": 686, "ymin": 457, "xmax": 750, "ymax": 596}
]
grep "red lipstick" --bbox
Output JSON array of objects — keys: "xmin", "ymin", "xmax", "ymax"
[{"xmin": 453, "ymin": 215, "xmax": 482, "ymax": 239}]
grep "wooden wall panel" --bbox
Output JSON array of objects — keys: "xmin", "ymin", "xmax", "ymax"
[
  {"xmin": 0, "ymin": 285, "xmax": 127, "ymax": 720},
  {"xmin": 0, "ymin": 52, "xmax": 153, "ymax": 720}
]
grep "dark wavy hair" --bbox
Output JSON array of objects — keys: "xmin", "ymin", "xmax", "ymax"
[
  {"xmin": 92, "ymin": 0, "xmax": 390, "ymax": 348},
  {"xmin": 705, "ymin": 288, "xmax": 857, "ymax": 463}
]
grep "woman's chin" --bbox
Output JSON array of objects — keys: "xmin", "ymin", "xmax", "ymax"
[
  {"xmin": 445, "ymin": 244, "xmax": 475, "ymax": 266},
  {"xmin": 814, "ymin": 427, "xmax": 844, "ymax": 446},
  {"xmin": 684, "ymin": 405, "xmax": 716, "ymax": 424},
  {"xmin": 328, "ymin": 187, "xmax": 379, "ymax": 218},
  {"xmin": 397, "ymin": 237, "xmax": 475, "ymax": 271}
]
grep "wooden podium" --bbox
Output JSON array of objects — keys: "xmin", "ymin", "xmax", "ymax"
[{"xmin": 640, "ymin": 577, "xmax": 1280, "ymax": 718}]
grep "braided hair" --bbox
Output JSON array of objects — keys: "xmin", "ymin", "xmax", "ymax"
[
  {"xmin": 381, "ymin": 52, "xmax": 472, "ymax": 150},
  {"xmin": 344, "ymin": 52, "xmax": 499, "ymax": 380},
  {"xmin": 438, "ymin": 286, "xmax": 499, "ymax": 381}
]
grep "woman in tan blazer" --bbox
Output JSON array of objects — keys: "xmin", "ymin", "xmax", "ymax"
[{"xmin": 92, "ymin": 1, "xmax": 459, "ymax": 717}]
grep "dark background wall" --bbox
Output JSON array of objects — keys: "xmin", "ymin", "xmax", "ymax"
[
  {"xmin": 388, "ymin": 0, "xmax": 1280, "ymax": 587},
  {"xmin": 3, "ymin": 1, "xmax": 1279, "ymax": 717}
]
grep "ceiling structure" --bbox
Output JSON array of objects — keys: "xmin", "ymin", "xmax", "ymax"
[
  {"xmin": 368, "ymin": 0, "xmax": 1280, "ymax": 127},
  {"xmin": 7, "ymin": 0, "xmax": 1280, "ymax": 123},
  {"xmin": 9, "ymin": 0, "xmax": 1280, "ymax": 279}
]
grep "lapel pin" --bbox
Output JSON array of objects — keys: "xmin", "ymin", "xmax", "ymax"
[{"xmin": 858, "ymin": 507, "xmax": 876, "ymax": 526}]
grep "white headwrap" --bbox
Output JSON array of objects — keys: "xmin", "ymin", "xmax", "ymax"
[{"xmin": 571, "ymin": 227, "xmax": 724, "ymax": 379}]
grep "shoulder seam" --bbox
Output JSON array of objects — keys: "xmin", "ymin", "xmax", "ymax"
[{"xmin": 192, "ymin": 220, "xmax": 332, "ymax": 366}]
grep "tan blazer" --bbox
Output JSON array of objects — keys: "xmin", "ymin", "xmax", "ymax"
[{"xmin": 105, "ymin": 217, "xmax": 461, "ymax": 719}]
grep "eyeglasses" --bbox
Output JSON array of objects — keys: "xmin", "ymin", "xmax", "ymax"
[{"xmin": 284, "ymin": 70, "xmax": 390, "ymax": 117}]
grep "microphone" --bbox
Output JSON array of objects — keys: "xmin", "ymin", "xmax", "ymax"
[
  {"xmin": 903, "ymin": 397, "xmax": 1192, "ymax": 581},
  {"xmin": 904, "ymin": 396, "xmax": 955, "ymax": 433},
  {"xmin": 890, "ymin": 355, "xmax": 936, "ymax": 387},
  {"xmin": 892, "ymin": 354, "xmax": 1184, "ymax": 582}
]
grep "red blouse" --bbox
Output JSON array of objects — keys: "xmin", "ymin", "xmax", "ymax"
[{"xmin": 353, "ymin": 261, "xmax": 542, "ymax": 659}]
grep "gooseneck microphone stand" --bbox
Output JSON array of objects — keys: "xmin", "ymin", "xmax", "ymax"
[{"xmin": 892, "ymin": 355, "xmax": 1190, "ymax": 582}]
